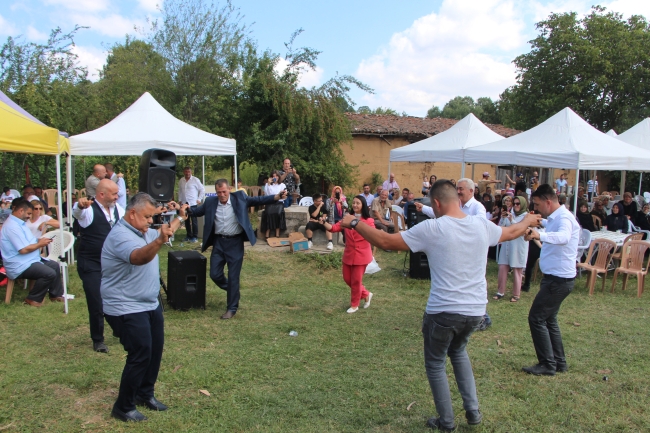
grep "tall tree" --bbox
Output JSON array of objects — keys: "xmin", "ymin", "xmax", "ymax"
[{"xmin": 499, "ymin": 6, "xmax": 650, "ymax": 131}]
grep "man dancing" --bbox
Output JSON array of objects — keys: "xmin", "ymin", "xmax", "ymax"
[{"xmin": 339, "ymin": 180, "xmax": 539, "ymax": 431}]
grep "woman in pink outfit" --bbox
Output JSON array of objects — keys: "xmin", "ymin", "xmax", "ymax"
[{"xmin": 323, "ymin": 195, "xmax": 375, "ymax": 313}]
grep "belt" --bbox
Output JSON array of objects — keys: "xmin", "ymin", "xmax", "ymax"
[
  {"xmin": 544, "ymin": 274, "xmax": 575, "ymax": 283},
  {"xmin": 215, "ymin": 233, "xmax": 242, "ymax": 239}
]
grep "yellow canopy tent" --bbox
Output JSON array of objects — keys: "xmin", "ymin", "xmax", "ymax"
[{"xmin": 0, "ymin": 96, "xmax": 72, "ymax": 313}]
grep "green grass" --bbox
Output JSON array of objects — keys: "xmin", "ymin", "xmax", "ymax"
[{"xmin": 1, "ymin": 241, "xmax": 650, "ymax": 432}]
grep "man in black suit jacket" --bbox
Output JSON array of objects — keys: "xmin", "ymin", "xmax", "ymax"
[{"xmin": 190, "ymin": 178, "xmax": 286, "ymax": 319}]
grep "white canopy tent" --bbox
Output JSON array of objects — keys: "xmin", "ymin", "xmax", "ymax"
[
  {"xmin": 69, "ymin": 92, "xmax": 238, "ymax": 186},
  {"xmin": 464, "ymin": 108, "xmax": 650, "ymax": 212},
  {"xmin": 617, "ymin": 118, "xmax": 650, "ymax": 194},
  {"xmin": 388, "ymin": 113, "xmax": 504, "ymax": 178}
]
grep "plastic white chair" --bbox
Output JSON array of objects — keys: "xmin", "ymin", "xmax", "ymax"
[
  {"xmin": 644, "ymin": 192, "xmax": 650, "ymax": 203},
  {"xmin": 42, "ymin": 231, "xmax": 75, "ymax": 314},
  {"xmin": 298, "ymin": 197, "xmax": 313, "ymax": 206}
]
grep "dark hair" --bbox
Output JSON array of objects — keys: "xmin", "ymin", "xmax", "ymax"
[
  {"xmin": 3, "ymin": 187, "xmax": 9, "ymax": 193},
  {"xmin": 402, "ymin": 188, "xmax": 410, "ymax": 193},
  {"xmin": 22, "ymin": 184, "xmax": 33, "ymax": 191},
  {"xmin": 429, "ymin": 179, "xmax": 458, "ymax": 204},
  {"xmin": 531, "ymin": 184, "xmax": 558, "ymax": 202},
  {"xmin": 13, "ymin": 199, "xmax": 33, "ymax": 212},
  {"xmin": 104, "ymin": 163, "xmax": 114, "ymax": 171},
  {"xmin": 215, "ymin": 178, "xmax": 229, "ymax": 188},
  {"xmin": 312, "ymin": 193, "xmax": 322, "ymax": 200},
  {"xmin": 353, "ymin": 195, "xmax": 371, "ymax": 219},
  {"xmin": 363, "ymin": 183, "xmax": 370, "ymax": 188},
  {"xmin": 183, "ymin": 166, "xmax": 191, "ymax": 171}
]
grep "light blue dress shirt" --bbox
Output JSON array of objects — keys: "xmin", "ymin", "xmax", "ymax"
[
  {"xmin": 100, "ymin": 219, "xmax": 160, "ymax": 316},
  {"xmin": 0, "ymin": 214, "xmax": 41, "ymax": 279}
]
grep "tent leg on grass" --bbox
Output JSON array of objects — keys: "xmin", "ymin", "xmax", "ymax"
[
  {"xmin": 573, "ymin": 169, "xmax": 580, "ymax": 216},
  {"xmin": 55, "ymin": 153, "xmax": 68, "ymax": 314}
]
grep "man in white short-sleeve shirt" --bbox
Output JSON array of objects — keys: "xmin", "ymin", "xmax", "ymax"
[{"xmin": 338, "ymin": 180, "xmax": 539, "ymax": 431}]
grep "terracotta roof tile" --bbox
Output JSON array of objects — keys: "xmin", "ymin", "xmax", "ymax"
[{"xmin": 345, "ymin": 113, "xmax": 520, "ymax": 140}]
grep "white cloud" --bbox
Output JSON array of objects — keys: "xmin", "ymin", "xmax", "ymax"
[
  {"xmin": 72, "ymin": 45, "xmax": 107, "ymax": 81},
  {"xmin": 355, "ymin": 0, "xmax": 525, "ymax": 116},
  {"xmin": 26, "ymin": 25, "xmax": 48, "ymax": 41},
  {"xmin": 71, "ymin": 13, "xmax": 145, "ymax": 38},
  {"xmin": 0, "ymin": 14, "xmax": 18, "ymax": 36},
  {"xmin": 137, "ymin": 0, "xmax": 160, "ymax": 12},
  {"xmin": 274, "ymin": 58, "xmax": 325, "ymax": 89},
  {"xmin": 354, "ymin": 0, "xmax": 650, "ymax": 117},
  {"xmin": 42, "ymin": 0, "xmax": 110, "ymax": 13}
]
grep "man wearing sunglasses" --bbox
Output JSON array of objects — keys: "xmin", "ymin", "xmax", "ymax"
[{"xmin": 73, "ymin": 179, "xmax": 124, "ymax": 353}]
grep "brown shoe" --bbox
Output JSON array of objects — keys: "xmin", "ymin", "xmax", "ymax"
[
  {"xmin": 49, "ymin": 296, "xmax": 65, "ymax": 302},
  {"xmin": 220, "ymin": 310, "xmax": 236, "ymax": 320},
  {"xmin": 24, "ymin": 298, "xmax": 43, "ymax": 307}
]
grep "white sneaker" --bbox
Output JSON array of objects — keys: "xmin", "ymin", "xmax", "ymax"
[
  {"xmin": 346, "ymin": 307, "xmax": 358, "ymax": 314},
  {"xmin": 364, "ymin": 292, "xmax": 373, "ymax": 309},
  {"xmin": 308, "ymin": 240, "xmax": 313, "ymax": 249},
  {"xmin": 326, "ymin": 242, "xmax": 333, "ymax": 250}
]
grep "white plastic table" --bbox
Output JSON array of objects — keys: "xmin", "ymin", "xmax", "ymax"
[{"xmin": 590, "ymin": 230, "xmax": 629, "ymax": 247}]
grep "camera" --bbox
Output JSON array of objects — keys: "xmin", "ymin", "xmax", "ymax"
[
  {"xmin": 289, "ymin": 164, "xmax": 293, "ymax": 169},
  {"xmin": 335, "ymin": 192, "xmax": 340, "ymax": 200}
]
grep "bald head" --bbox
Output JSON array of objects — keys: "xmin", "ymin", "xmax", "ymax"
[
  {"xmin": 96, "ymin": 179, "xmax": 119, "ymax": 208},
  {"xmin": 93, "ymin": 164, "xmax": 107, "ymax": 179}
]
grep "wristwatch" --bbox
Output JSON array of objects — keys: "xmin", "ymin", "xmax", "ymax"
[
  {"xmin": 177, "ymin": 216, "xmax": 185, "ymax": 223},
  {"xmin": 350, "ymin": 218, "xmax": 360, "ymax": 229}
]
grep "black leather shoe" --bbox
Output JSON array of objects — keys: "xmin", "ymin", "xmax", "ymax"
[
  {"xmin": 220, "ymin": 310, "xmax": 236, "ymax": 320},
  {"xmin": 556, "ymin": 363, "xmax": 568, "ymax": 373},
  {"xmin": 93, "ymin": 342, "xmax": 109, "ymax": 353},
  {"xmin": 522, "ymin": 363, "xmax": 556, "ymax": 376},
  {"xmin": 521, "ymin": 284, "xmax": 530, "ymax": 292},
  {"xmin": 466, "ymin": 410, "xmax": 483, "ymax": 425},
  {"xmin": 426, "ymin": 417, "xmax": 456, "ymax": 432},
  {"xmin": 111, "ymin": 407, "xmax": 147, "ymax": 422},
  {"xmin": 135, "ymin": 396, "xmax": 168, "ymax": 411}
]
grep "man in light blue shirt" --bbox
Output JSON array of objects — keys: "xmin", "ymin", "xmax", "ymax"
[
  {"xmin": 0, "ymin": 199, "xmax": 62, "ymax": 306},
  {"xmin": 101, "ymin": 193, "xmax": 188, "ymax": 422},
  {"xmin": 524, "ymin": 184, "xmax": 580, "ymax": 376}
]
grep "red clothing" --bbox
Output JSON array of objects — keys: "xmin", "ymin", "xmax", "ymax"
[
  {"xmin": 343, "ymin": 263, "xmax": 369, "ymax": 307},
  {"xmin": 331, "ymin": 217, "xmax": 375, "ymax": 266}
]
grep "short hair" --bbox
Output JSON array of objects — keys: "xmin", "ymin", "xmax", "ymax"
[
  {"xmin": 215, "ymin": 178, "xmax": 229, "ymax": 188},
  {"xmin": 402, "ymin": 188, "xmax": 410, "ymax": 193},
  {"xmin": 183, "ymin": 166, "xmax": 191, "ymax": 171},
  {"xmin": 531, "ymin": 184, "xmax": 558, "ymax": 202},
  {"xmin": 13, "ymin": 199, "xmax": 33, "ymax": 212},
  {"xmin": 429, "ymin": 179, "xmax": 458, "ymax": 204},
  {"xmin": 104, "ymin": 163, "xmax": 114, "ymax": 171},
  {"xmin": 283, "ymin": 158, "xmax": 291, "ymax": 163},
  {"xmin": 126, "ymin": 192, "xmax": 158, "ymax": 212},
  {"xmin": 363, "ymin": 183, "xmax": 370, "ymax": 188},
  {"xmin": 457, "ymin": 178, "xmax": 475, "ymax": 190},
  {"xmin": 312, "ymin": 193, "xmax": 322, "ymax": 200},
  {"xmin": 2, "ymin": 187, "xmax": 9, "ymax": 193}
]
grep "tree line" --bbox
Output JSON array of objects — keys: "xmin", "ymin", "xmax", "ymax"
[{"xmin": 1, "ymin": 3, "xmax": 649, "ymax": 193}]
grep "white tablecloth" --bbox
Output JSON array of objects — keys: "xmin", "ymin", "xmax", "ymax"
[{"xmin": 590, "ymin": 230, "xmax": 628, "ymax": 246}]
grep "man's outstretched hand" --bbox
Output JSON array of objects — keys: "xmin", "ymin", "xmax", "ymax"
[{"xmin": 340, "ymin": 214, "xmax": 356, "ymax": 228}]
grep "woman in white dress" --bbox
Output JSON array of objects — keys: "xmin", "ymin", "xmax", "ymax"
[
  {"xmin": 493, "ymin": 196, "xmax": 529, "ymax": 302},
  {"xmin": 262, "ymin": 170, "xmax": 287, "ymax": 238},
  {"xmin": 25, "ymin": 199, "xmax": 59, "ymax": 239}
]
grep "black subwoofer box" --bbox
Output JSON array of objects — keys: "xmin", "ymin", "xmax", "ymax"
[{"xmin": 167, "ymin": 251, "xmax": 207, "ymax": 310}]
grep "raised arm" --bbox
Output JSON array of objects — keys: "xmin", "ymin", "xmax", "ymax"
[
  {"xmin": 499, "ymin": 213, "xmax": 541, "ymax": 243},
  {"xmin": 340, "ymin": 214, "xmax": 409, "ymax": 251}
]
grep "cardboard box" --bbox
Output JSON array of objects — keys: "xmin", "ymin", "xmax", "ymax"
[
  {"xmin": 288, "ymin": 232, "xmax": 309, "ymax": 253},
  {"xmin": 267, "ymin": 237, "xmax": 291, "ymax": 247}
]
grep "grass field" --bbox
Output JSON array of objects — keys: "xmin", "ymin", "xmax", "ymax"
[{"xmin": 1, "ymin": 239, "xmax": 650, "ymax": 432}]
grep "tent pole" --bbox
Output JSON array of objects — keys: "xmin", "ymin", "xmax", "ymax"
[
  {"xmin": 621, "ymin": 170, "xmax": 626, "ymax": 194},
  {"xmin": 461, "ymin": 160, "xmax": 466, "ymax": 178},
  {"xmin": 573, "ymin": 169, "xmax": 580, "ymax": 216},
  {"xmin": 387, "ymin": 161, "xmax": 391, "ymax": 184},
  {"xmin": 66, "ymin": 154, "xmax": 74, "ymax": 265},
  {"xmin": 471, "ymin": 163, "xmax": 475, "ymax": 180},
  {"xmin": 55, "ymin": 153, "xmax": 68, "ymax": 314},
  {"xmin": 202, "ymin": 156, "xmax": 205, "ymax": 186},
  {"xmin": 639, "ymin": 173, "xmax": 643, "ymax": 196},
  {"xmin": 234, "ymin": 154, "xmax": 238, "ymax": 188}
]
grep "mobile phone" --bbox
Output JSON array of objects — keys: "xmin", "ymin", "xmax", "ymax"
[
  {"xmin": 502, "ymin": 205, "xmax": 508, "ymax": 211},
  {"xmin": 336, "ymin": 192, "xmax": 341, "ymax": 200}
]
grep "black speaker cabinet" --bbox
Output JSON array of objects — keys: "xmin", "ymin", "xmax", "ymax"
[
  {"xmin": 409, "ymin": 251, "xmax": 431, "ymax": 280},
  {"xmin": 139, "ymin": 149, "xmax": 176, "ymax": 202},
  {"xmin": 406, "ymin": 202, "xmax": 431, "ymax": 279},
  {"xmin": 167, "ymin": 251, "xmax": 207, "ymax": 310}
]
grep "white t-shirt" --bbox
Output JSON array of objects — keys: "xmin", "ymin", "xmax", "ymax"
[
  {"xmin": 264, "ymin": 182, "xmax": 286, "ymax": 202},
  {"xmin": 401, "ymin": 215, "xmax": 502, "ymax": 316},
  {"xmin": 25, "ymin": 215, "xmax": 52, "ymax": 239}
]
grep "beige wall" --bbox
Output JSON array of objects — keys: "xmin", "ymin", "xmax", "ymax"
[{"xmin": 341, "ymin": 135, "xmax": 578, "ymax": 196}]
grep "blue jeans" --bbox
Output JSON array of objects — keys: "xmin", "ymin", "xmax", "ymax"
[{"xmin": 422, "ymin": 312, "xmax": 483, "ymax": 429}]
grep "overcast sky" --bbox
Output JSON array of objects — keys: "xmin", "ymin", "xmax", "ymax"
[{"xmin": 2, "ymin": 0, "xmax": 649, "ymax": 116}]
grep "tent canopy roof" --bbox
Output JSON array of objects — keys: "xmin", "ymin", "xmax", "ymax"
[
  {"xmin": 617, "ymin": 118, "xmax": 650, "ymax": 150},
  {"xmin": 0, "ymin": 91, "xmax": 69, "ymax": 155},
  {"xmin": 389, "ymin": 113, "xmax": 504, "ymax": 162},
  {"xmin": 70, "ymin": 92, "xmax": 236, "ymax": 156},
  {"xmin": 464, "ymin": 108, "xmax": 650, "ymax": 171}
]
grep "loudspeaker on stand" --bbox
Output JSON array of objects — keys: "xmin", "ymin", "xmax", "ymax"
[
  {"xmin": 167, "ymin": 251, "xmax": 207, "ymax": 310},
  {"xmin": 139, "ymin": 149, "xmax": 176, "ymax": 202}
]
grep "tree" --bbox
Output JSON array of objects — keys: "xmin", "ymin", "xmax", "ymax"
[
  {"xmin": 426, "ymin": 105, "xmax": 441, "ymax": 118},
  {"xmin": 440, "ymin": 96, "xmax": 479, "ymax": 120},
  {"xmin": 356, "ymin": 106, "xmax": 401, "ymax": 115},
  {"xmin": 476, "ymin": 97, "xmax": 501, "ymax": 124},
  {"xmin": 499, "ymin": 6, "xmax": 650, "ymax": 131}
]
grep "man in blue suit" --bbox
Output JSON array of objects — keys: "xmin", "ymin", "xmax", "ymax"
[{"xmin": 190, "ymin": 178, "xmax": 286, "ymax": 319}]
